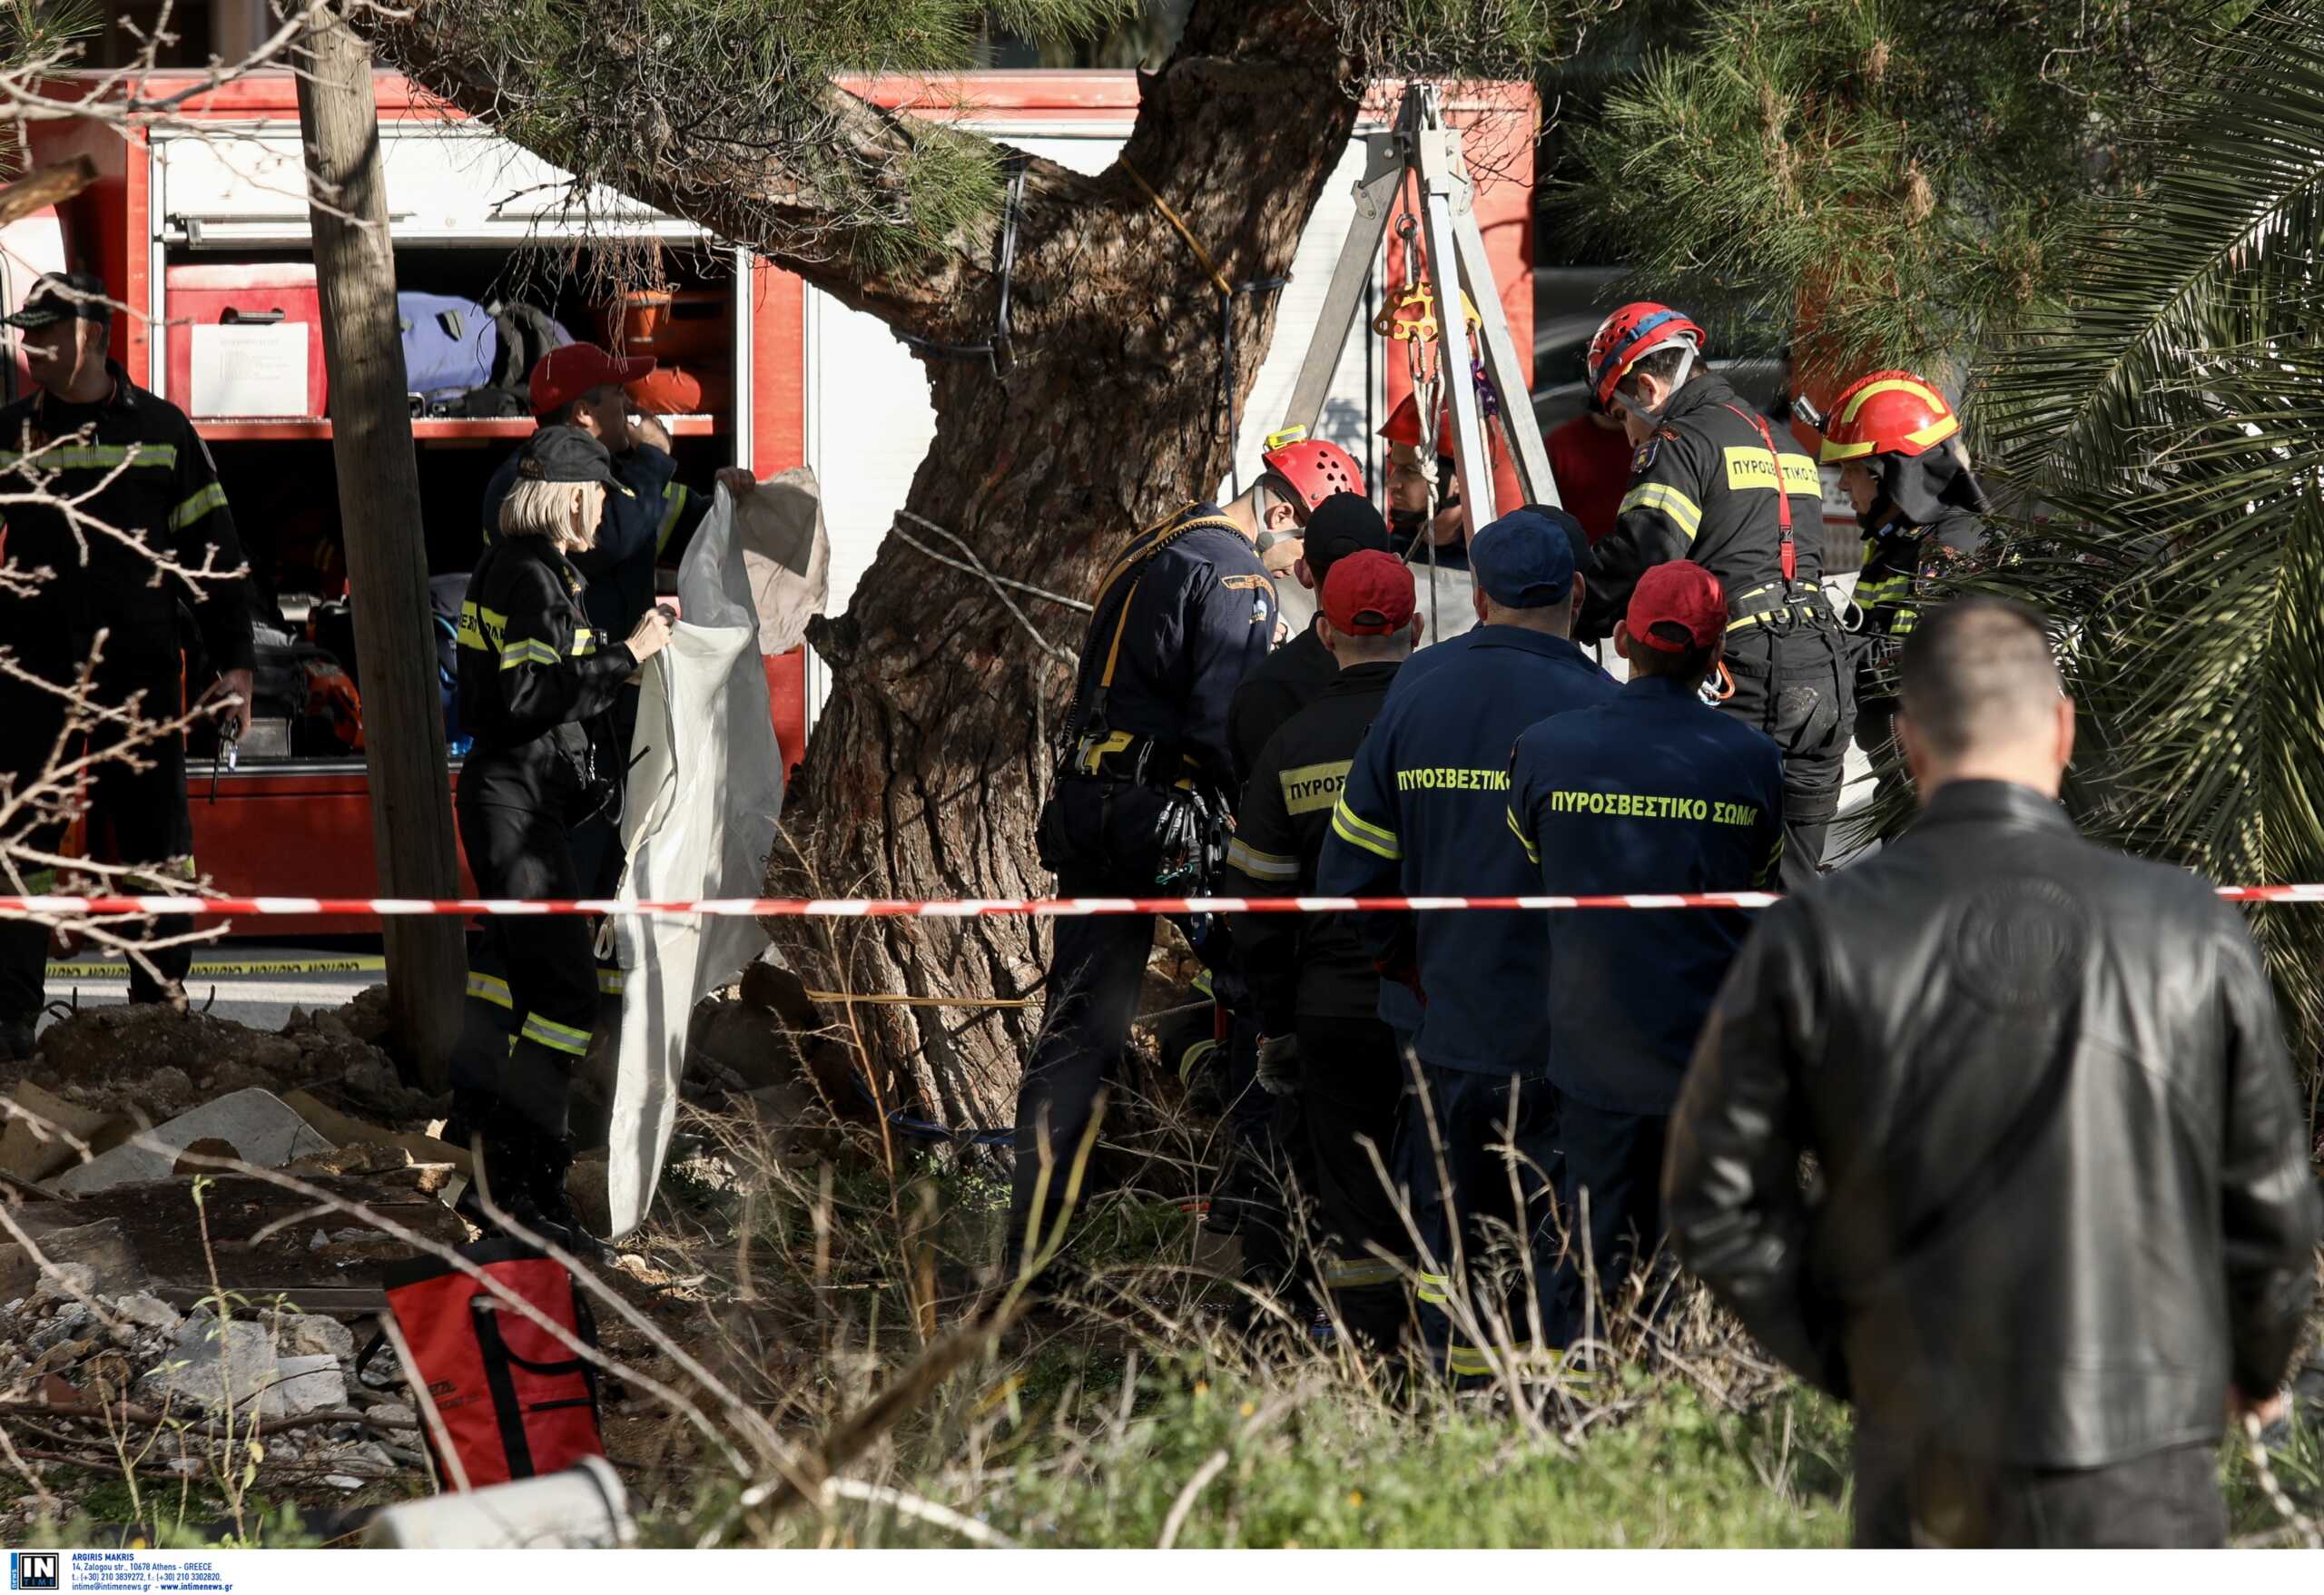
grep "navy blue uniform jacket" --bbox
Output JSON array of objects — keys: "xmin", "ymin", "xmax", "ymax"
[
  {"xmin": 1317, "ymin": 626, "xmax": 1617, "ymax": 1074},
  {"xmin": 1505, "ymin": 672, "xmax": 1785, "ymax": 1113},
  {"xmin": 1065, "ymin": 503, "xmax": 1277, "ymax": 788}
]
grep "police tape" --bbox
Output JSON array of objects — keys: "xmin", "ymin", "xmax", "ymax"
[
  {"xmin": 44, "ymin": 954, "xmax": 387, "ymax": 977},
  {"xmin": 5, "ymin": 886, "xmax": 2324, "ymax": 919}
]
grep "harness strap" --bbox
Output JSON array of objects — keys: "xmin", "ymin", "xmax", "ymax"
[{"xmin": 1724, "ymin": 403, "xmax": 1797, "ymax": 583}]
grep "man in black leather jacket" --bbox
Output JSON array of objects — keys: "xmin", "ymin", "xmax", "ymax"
[{"xmin": 1665, "ymin": 597, "xmax": 2320, "ymax": 1548}]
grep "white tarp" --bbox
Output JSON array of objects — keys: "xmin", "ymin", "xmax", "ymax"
[{"xmin": 602, "ymin": 483, "xmax": 790, "ymax": 1237}]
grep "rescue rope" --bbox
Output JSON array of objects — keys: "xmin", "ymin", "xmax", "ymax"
[
  {"xmin": 11, "ymin": 887, "xmax": 2324, "ymax": 919},
  {"xmin": 1121, "ymin": 160, "xmax": 1289, "ymax": 496},
  {"xmin": 805, "ymin": 989, "xmax": 1034, "ymax": 1009}
]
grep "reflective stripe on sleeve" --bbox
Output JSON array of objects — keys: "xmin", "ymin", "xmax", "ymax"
[
  {"xmin": 656, "ymin": 484, "xmax": 690, "ymax": 554},
  {"xmin": 498, "ymin": 637, "xmax": 562, "ymax": 669},
  {"xmin": 1504, "ymin": 804, "xmax": 1540, "ymax": 863},
  {"xmin": 596, "ymin": 968, "xmax": 625, "ymax": 996},
  {"xmin": 518, "ymin": 1012, "xmax": 592, "ymax": 1057},
  {"xmin": 1616, "ymin": 481, "xmax": 1703, "ymax": 539},
  {"xmin": 1330, "ymin": 798, "xmax": 1402, "ymax": 861},
  {"xmin": 1225, "ymin": 838, "xmax": 1299, "ymax": 882},
  {"xmin": 466, "ymin": 971, "xmax": 515, "ymax": 1009},
  {"xmin": 168, "ymin": 481, "xmax": 230, "ymax": 532}
]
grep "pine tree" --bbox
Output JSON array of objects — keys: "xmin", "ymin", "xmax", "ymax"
[
  {"xmin": 1567, "ymin": 0, "xmax": 2233, "ymax": 390},
  {"xmin": 354, "ymin": 0, "xmax": 1583, "ymax": 1129}
]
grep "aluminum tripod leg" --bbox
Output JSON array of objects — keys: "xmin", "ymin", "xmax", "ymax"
[
  {"xmin": 1449, "ymin": 195, "xmax": 1560, "ymax": 509},
  {"xmin": 1281, "ymin": 132, "xmax": 1405, "ymax": 436},
  {"xmin": 1416, "ymin": 159, "xmax": 1495, "ymax": 530}
]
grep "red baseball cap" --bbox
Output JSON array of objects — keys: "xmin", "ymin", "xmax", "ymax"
[
  {"xmin": 1626, "ymin": 560, "xmax": 1727, "ymax": 651},
  {"xmin": 1322, "ymin": 548, "xmax": 1416, "ymax": 635},
  {"xmin": 528, "ymin": 344, "xmax": 655, "ymax": 418}
]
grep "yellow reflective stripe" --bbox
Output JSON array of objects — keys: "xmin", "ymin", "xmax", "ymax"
[
  {"xmin": 466, "ymin": 971, "xmax": 514, "ymax": 1009},
  {"xmin": 1728, "ymin": 604, "xmax": 1821, "ymax": 634},
  {"xmin": 1819, "ymin": 435, "xmax": 1875, "ymax": 463},
  {"xmin": 167, "ymin": 480, "xmax": 229, "ymax": 531},
  {"xmin": 1617, "ymin": 481, "xmax": 1702, "ymax": 539},
  {"xmin": 1504, "ymin": 804, "xmax": 1540, "ymax": 863},
  {"xmin": 1446, "ymin": 1344, "xmax": 1496, "ymax": 1377},
  {"xmin": 518, "ymin": 1012, "xmax": 592, "ymax": 1057},
  {"xmin": 457, "ymin": 601, "xmax": 508, "ymax": 652},
  {"xmin": 1754, "ymin": 831, "xmax": 1786, "ymax": 889},
  {"xmin": 1330, "ymin": 798, "xmax": 1401, "ymax": 861},
  {"xmin": 0, "ymin": 444, "xmax": 178, "ymax": 472},
  {"xmin": 1838, "ymin": 376, "xmax": 1946, "ymax": 427},
  {"xmin": 1192, "ymin": 967, "xmax": 1214, "ymax": 999},
  {"xmin": 1416, "ymin": 1271, "xmax": 1451, "ymax": 1306},
  {"xmin": 1225, "ymin": 837, "xmax": 1299, "ymax": 881},
  {"xmin": 1322, "ymin": 1256, "xmax": 1402, "ymax": 1289},
  {"xmin": 571, "ymin": 630, "xmax": 599, "ymax": 656},
  {"xmin": 596, "ymin": 968, "xmax": 625, "ymax": 996},
  {"xmin": 655, "ymin": 484, "xmax": 689, "ymax": 554},
  {"xmin": 1904, "ymin": 417, "xmax": 1959, "ymax": 448},
  {"xmin": 121, "ymin": 856, "xmax": 199, "ymax": 889},
  {"xmin": 499, "ymin": 637, "xmax": 562, "ymax": 669}
]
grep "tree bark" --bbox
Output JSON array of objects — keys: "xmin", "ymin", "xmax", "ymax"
[
  {"xmin": 770, "ymin": 12, "xmax": 1361, "ymax": 1131},
  {"xmin": 297, "ymin": 7, "xmax": 467, "ymax": 1086},
  {"xmin": 364, "ymin": 0, "xmax": 1364, "ymax": 1127}
]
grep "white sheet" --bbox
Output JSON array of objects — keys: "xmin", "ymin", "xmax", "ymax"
[{"xmin": 602, "ymin": 485, "xmax": 786, "ymax": 1238}]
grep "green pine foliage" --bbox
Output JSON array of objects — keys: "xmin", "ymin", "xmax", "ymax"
[
  {"xmin": 1976, "ymin": 2, "xmax": 2324, "ymax": 1065},
  {"xmin": 415, "ymin": 0, "xmax": 1146, "ymax": 276},
  {"xmin": 1567, "ymin": 0, "xmax": 2240, "ymax": 376}
]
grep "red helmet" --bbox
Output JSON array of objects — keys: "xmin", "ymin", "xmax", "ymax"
[
  {"xmin": 1259, "ymin": 437, "xmax": 1364, "ymax": 513},
  {"xmin": 1378, "ymin": 391, "xmax": 1446, "ymax": 448},
  {"xmin": 1585, "ymin": 301, "xmax": 1707, "ymax": 409},
  {"xmin": 1817, "ymin": 369, "xmax": 1960, "ymax": 463}
]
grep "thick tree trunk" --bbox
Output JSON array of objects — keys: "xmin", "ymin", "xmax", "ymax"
[
  {"xmin": 771, "ymin": 23, "xmax": 1361, "ymax": 1130},
  {"xmin": 364, "ymin": 0, "xmax": 1363, "ymax": 1128},
  {"xmin": 298, "ymin": 7, "xmax": 466, "ymax": 1086}
]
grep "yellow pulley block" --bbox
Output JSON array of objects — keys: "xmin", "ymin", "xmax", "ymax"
[{"xmin": 1372, "ymin": 282, "xmax": 1482, "ymax": 344}]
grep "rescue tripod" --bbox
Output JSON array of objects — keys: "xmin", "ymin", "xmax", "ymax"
[{"xmin": 1275, "ymin": 83, "xmax": 1561, "ymax": 635}]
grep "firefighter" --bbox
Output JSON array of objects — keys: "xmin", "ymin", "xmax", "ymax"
[
  {"xmin": 1817, "ymin": 369, "xmax": 1991, "ymax": 803},
  {"xmin": 1212, "ymin": 492, "xmax": 1390, "ymax": 1262},
  {"xmin": 1503, "ymin": 560, "xmax": 1783, "ymax": 1345},
  {"xmin": 1223, "ymin": 549, "xmax": 1423, "ymax": 1347},
  {"xmin": 0, "ymin": 272, "xmax": 254, "ymax": 1057},
  {"xmin": 448, "ymin": 427, "xmax": 675, "ymax": 1248},
  {"xmin": 1226, "ymin": 492, "xmax": 1393, "ymax": 784},
  {"xmin": 1317, "ymin": 507, "xmax": 1616, "ymax": 1377},
  {"xmin": 1575, "ymin": 302, "xmax": 1855, "ymax": 890},
  {"xmin": 1009, "ymin": 438, "xmax": 1365, "ymax": 1281},
  {"xmin": 481, "ymin": 345, "xmax": 756, "ymax": 642}
]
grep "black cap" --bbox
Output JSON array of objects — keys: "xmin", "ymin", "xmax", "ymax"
[
  {"xmin": 516, "ymin": 424, "xmax": 622, "ymax": 489},
  {"xmin": 5, "ymin": 271, "xmax": 111, "ymax": 330},
  {"xmin": 1302, "ymin": 491, "xmax": 1390, "ymax": 584}
]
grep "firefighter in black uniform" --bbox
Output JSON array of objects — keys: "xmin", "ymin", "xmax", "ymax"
[
  {"xmin": 0, "ymin": 273, "xmax": 254, "ymax": 1058},
  {"xmin": 1817, "ymin": 369, "xmax": 1991, "ymax": 806},
  {"xmin": 448, "ymin": 427, "xmax": 675, "ymax": 1247},
  {"xmin": 1010, "ymin": 438, "xmax": 1365, "ymax": 1280},
  {"xmin": 1223, "ymin": 549, "xmax": 1420, "ymax": 1347},
  {"xmin": 1575, "ymin": 302, "xmax": 1855, "ymax": 889},
  {"xmin": 1225, "ymin": 492, "xmax": 1393, "ymax": 784}
]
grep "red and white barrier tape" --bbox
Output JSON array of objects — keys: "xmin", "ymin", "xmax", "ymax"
[{"xmin": 5, "ymin": 886, "xmax": 2324, "ymax": 919}]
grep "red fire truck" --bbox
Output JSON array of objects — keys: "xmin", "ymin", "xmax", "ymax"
[{"xmin": 20, "ymin": 71, "xmax": 1537, "ymax": 931}]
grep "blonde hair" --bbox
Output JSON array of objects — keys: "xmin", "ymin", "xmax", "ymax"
[{"xmin": 498, "ymin": 478, "xmax": 606, "ymax": 549}]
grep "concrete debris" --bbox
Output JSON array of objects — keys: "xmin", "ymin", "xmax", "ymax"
[
  {"xmin": 0, "ymin": 1081, "xmax": 121, "ymax": 1183},
  {"xmin": 54, "ymin": 1088, "xmax": 331, "ymax": 1194},
  {"xmin": 282, "ymin": 1311, "xmax": 354, "ymax": 1363},
  {"xmin": 113, "ymin": 1291, "xmax": 182, "ymax": 1333},
  {"xmin": 140, "ymin": 1311, "xmax": 349, "ymax": 1420}
]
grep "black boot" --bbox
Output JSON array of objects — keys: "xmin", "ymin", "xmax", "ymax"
[{"xmin": 473, "ymin": 1117, "xmax": 605, "ymax": 1262}]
